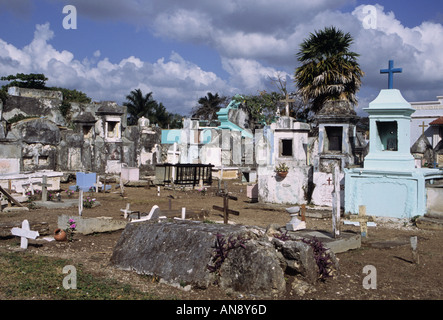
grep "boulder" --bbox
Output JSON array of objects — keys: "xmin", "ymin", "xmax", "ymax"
[{"xmin": 110, "ymin": 220, "xmax": 338, "ymax": 297}]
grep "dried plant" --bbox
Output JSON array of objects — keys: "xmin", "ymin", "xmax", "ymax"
[{"xmin": 207, "ymin": 233, "xmax": 247, "ymax": 274}]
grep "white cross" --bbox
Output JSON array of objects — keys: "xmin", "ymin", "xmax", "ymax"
[
  {"xmin": 120, "ymin": 203, "xmax": 134, "ymax": 219},
  {"xmin": 11, "ymin": 220, "xmax": 39, "ymax": 249},
  {"xmin": 167, "ymin": 142, "xmax": 181, "ymax": 182}
]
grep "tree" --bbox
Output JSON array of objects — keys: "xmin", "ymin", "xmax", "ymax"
[
  {"xmin": 123, "ymin": 88, "xmax": 183, "ymax": 129},
  {"xmin": 123, "ymin": 89, "xmax": 157, "ymax": 126},
  {"xmin": 1, "ymin": 73, "xmax": 48, "ymax": 89},
  {"xmin": 232, "ymin": 91, "xmax": 284, "ymax": 129},
  {"xmin": 191, "ymin": 92, "xmax": 228, "ymax": 120},
  {"xmin": 294, "ymin": 26, "xmax": 364, "ymax": 114}
]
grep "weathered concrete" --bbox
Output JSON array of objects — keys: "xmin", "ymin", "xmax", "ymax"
[
  {"xmin": 284, "ymin": 229, "xmax": 361, "ymax": 254},
  {"xmin": 110, "ymin": 220, "xmax": 351, "ymax": 296},
  {"xmin": 58, "ymin": 214, "xmax": 127, "ymax": 235}
]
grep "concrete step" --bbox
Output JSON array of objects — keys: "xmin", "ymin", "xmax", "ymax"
[{"xmin": 416, "ymin": 216, "xmax": 443, "ymax": 231}]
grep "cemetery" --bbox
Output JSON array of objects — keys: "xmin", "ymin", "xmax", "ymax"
[{"xmin": 0, "ymin": 61, "xmax": 442, "ymax": 300}]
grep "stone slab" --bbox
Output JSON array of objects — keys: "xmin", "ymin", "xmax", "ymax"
[
  {"xmin": 34, "ymin": 199, "xmax": 100, "ymax": 209},
  {"xmin": 416, "ymin": 216, "xmax": 443, "ymax": 231},
  {"xmin": 284, "ymin": 229, "xmax": 361, "ymax": 254},
  {"xmin": 58, "ymin": 214, "xmax": 127, "ymax": 235}
]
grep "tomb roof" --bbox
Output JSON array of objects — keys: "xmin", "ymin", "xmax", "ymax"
[
  {"xmin": 430, "ymin": 116, "xmax": 443, "ymax": 125},
  {"xmin": 73, "ymin": 112, "xmax": 96, "ymax": 123}
]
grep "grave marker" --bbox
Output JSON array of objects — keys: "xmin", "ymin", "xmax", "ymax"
[
  {"xmin": 78, "ymin": 189, "xmax": 83, "ymax": 216},
  {"xmin": 212, "ymin": 191, "xmax": 239, "ymax": 224},
  {"xmin": 347, "ymin": 205, "xmax": 374, "ymax": 238},
  {"xmin": 410, "ymin": 236, "xmax": 419, "ymax": 264},
  {"xmin": 40, "ymin": 175, "xmax": 52, "ymax": 202},
  {"xmin": 331, "ymin": 166, "xmax": 341, "ymax": 238},
  {"xmin": 11, "ymin": 219, "xmax": 39, "ymax": 249}
]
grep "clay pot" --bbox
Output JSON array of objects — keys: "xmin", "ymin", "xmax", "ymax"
[
  {"xmin": 277, "ymin": 171, "xmax": 288, "ymax": 178},
  {"xmin": 54, "ymin": 228, "xmax": 67, "ymax": 241}
]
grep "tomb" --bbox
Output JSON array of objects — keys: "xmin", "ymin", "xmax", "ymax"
[
  {"xmin": 257, "ymin": 116, "xmax": 312, "ymax": 205},
  {"xmin": 310, "ymin": 100, "xmax": 360, "ymax": 207},
  {"xmin": 345, "ymin": 88, "xmax": 443, "ymax": 219}
]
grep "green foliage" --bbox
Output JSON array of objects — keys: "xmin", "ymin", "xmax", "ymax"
[
  {"xmin": 232, "ymin": 91, "xmax": 283, "ymax": 128},
  {"xmin": 294, "ymin": 26, "xmax": 364, "ymax": 114},
  {"xmin": 1, "ymin": 73, "xmax": 48, "ymax": 89},
  {"xmin": 124, "ymin": 88, "xmax": 183, "ymax": 129},
  {"xmin": 48, "ymin": 86, "xmax": 92, "ymax": 103},
  {"xmin": 191, "ymin": 92, "xmax": 228, "ymax": 120}
]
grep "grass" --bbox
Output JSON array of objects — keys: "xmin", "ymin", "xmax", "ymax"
[{"xmin": 0, "ymin": 251, "xmax": 160, "ymax": 300}]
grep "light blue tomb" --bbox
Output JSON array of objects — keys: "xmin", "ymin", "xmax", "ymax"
[{"xmin": 345, "ymin": 89, "xmax": 443, "ymax": 219}]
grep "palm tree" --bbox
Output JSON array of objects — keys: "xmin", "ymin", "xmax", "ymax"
[
  {"xmin": 294, "ymin": 26, "xmax": 364, "ymax": 114},
  {"xmin": 123, "ymin": 89, "xmax": 157, "ymax": 125},
  {"xmin": 191, "ymin": 92, "xmax": 227, "ymax": 120}
]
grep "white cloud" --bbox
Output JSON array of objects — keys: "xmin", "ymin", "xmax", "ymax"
[{"xmin": 0, "ymin": 23, "xmax": 232, "ymax": 115}]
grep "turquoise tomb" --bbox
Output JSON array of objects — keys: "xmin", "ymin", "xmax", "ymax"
[{"xmin": 345, "ymin": 89, "xmax": 443, "ymax": 219}]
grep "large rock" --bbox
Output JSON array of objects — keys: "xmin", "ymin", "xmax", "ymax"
[
  {"xmin": 111, "ymin": 220, "xmax": 290, "ymax": 296},
  {"xmin": 110, "ymin": 220, "xmax": 339, "ymax": 296}
]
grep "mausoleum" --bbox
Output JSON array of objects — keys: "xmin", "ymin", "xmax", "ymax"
[{"xmin": 345, "ymin": 89, "xmax": 443, "ymax": 219}]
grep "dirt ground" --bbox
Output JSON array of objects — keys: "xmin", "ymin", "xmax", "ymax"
[{"xmin": 0, "ymin": 179, "xmax": 442, "ymax": 301}]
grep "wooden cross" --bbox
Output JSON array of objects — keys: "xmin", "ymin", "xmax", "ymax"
[
  {"xmin": 349, "ymin": 205, "xmax": 373, "ymax": 238},
  {"xmin": 279, "ymin": 93, "xmax": 295, "ymax": 116},
  {"xmin": 0, "ymin": 185, "xmax": 24, "ymax": 209},
  {"xmin": 326, "ymin": 177, "xmax": 332, "ymax": 185},
  {"xmin": 11, "ymin": 220, "xmax": 39, "ymax": 249},
  {"xmin": 419, "ymin": 121, "xmax": 428, "ymax": 134},
  {"xmin": 212, "ymin": 191, "xmax": 239, "ymax": 224}
]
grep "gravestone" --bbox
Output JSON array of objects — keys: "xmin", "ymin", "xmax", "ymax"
[{"xmin": 11, "ymin": 220, "xmax": 39, "ymax": 249}]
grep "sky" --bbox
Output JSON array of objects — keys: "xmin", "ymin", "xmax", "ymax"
[{"xmin": 0, "ymin": 0, "xmax": 442, "ymax": 117}]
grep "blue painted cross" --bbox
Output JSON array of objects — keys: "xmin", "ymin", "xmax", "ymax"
[{"xmin": 380, "ymin": 60, "xmax": 402, "ymax": 89}]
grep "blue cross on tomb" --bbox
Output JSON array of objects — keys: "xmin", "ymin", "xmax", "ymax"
[{"xmin": 380, "ymin": 60, "xmax": 402, "ymax": 89}]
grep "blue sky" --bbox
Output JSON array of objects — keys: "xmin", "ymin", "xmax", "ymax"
[{"xmin": 0, "ymin": 0, "xmax": 442, "ymax": 116}]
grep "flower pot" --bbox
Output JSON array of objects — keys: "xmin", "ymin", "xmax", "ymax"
[
  {"xmin": 54, "ymin": 228, "xmax": 67, "ymax": 241},
  {"xmin": 277, "ymin": 171, "xmax": 288, "ymax": 178}
]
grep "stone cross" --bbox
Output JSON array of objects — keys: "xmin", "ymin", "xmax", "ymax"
[
  {"xmin": 380, "ymin": 60, "xmax": 402, "ymax": 89},
  {"xmin": 40, "ymin": 175, "xmax": 52, "ymax": 202},
  {"xmin": 280, "ymin": 93, "xmax": 295, "ymax": 116},
  {"xmin": 11, "ymin": 220, "xmax": 39, "ymax": 249},
  {"xmin": 331, "ymin": 166, "xmax": 341, "ymax": 238},
  {"xmin": 419, "ymin": 121, "xmax": 428, "ymax": 134}
]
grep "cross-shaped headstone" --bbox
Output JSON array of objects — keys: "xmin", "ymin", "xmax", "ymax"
[
  {"xmin": 11, "ymin": 220, "xmax": 39, "ymax": 249},
  {"xmin": 39, "ymin": 175, "xmax": 52, "ymax": 202},
  {"xmin": 279, "ymin": 93, "xmax": 295, "ymax": 116},
  {"xmin": 419, "ymin": 121, "xmax": 428, "ymax": 134},
  {"xmin": 167, "ymin": 142, "xmax": 181, "ymax": 182},
  {"xmin": 380, "ymin": 60, "xmax": 402, "ymax": 89},
  {"xmin": 352, "ymin": 205, "xmax": 372, "ymax": 238}
]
